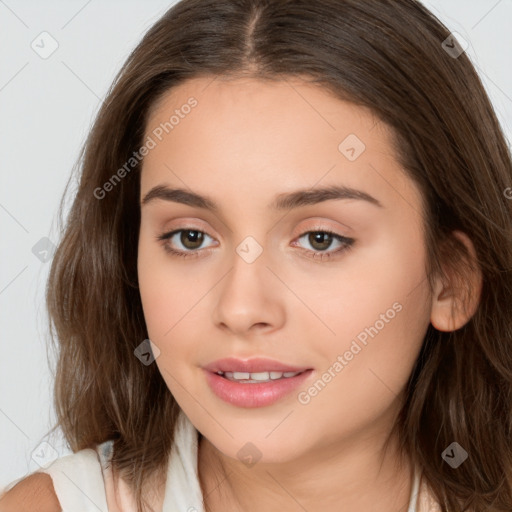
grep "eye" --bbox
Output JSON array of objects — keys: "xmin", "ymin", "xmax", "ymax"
[
  {"xmin": 156, "ymin": 228, "xmax": 216, "ymax": 258},
  {"xmin": 156, "ymin": 227, "xmax": 355, "ymax": 261},
  {"xmin": 292, "ymin": 229, "xmax": 355, "ymax": 261}
]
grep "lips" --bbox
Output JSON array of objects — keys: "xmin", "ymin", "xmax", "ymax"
[
  {"xmin": 203, "ymin": 367, "xmax": 314, "ymax": 408},
  {"xmin": 203, "ymin": 357, "xmax": 311, "ymax": 374}
]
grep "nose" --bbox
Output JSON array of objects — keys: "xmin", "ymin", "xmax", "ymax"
[{"xmin": 211, "ymin": 244, "xmax": 286, "ymax": 337}]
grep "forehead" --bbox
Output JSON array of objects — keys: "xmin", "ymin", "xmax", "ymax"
[
  {"xmin": 146, "ymin": 75, "xmax": 385, "ymax": 141},
  {"xmin": 140, "ymin": 76, "xmax": 422, "ymax": 219}
]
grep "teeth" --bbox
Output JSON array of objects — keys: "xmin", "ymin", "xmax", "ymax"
[{"xmin": 220, "ymin": 370, "xmax": 302, "ymax": 382}]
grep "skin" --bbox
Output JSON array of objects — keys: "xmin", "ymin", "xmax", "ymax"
[{"xmin": 137, "ymin": 76, "xmax": 481, "ymax": 512}]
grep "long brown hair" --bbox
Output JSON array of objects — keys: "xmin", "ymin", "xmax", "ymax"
[{"xmin": 44, "ymin": 0, "xmax": 512, "ymax": 510}]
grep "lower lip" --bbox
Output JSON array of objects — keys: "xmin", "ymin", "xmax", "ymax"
[{"xmin": 203, "ymin": 369, "xmax": 313, "ymax": 408}]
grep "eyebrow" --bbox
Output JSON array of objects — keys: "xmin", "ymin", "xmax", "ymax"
[{"xmin": 141, "ymin": 184, "xmax": 383, "ymax": 211}]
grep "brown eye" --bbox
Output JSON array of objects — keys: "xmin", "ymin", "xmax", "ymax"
[
  {"xmin": 292, "ymin": 229, "xmax": 355, "ymax": 262},
  {"xmin": 296, "ymin": 230, "xmax": 353, "ymax": 252},
  {"xmin": 156, "ymin": 228, "xmax": 215, "ymax": 258},
  {"xmin": 306, "ymin": 232, "xmax": 335, "ymax": 251},
  {"xmin": 179, "ymin": 230, "xmax": 205, "ymax": 250}
]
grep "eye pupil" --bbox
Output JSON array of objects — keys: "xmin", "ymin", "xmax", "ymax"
[
  {"xmin": 181, "ymin": 230, "xmax": 204, "ymax": 249},
  {"xmin": 309, "ymin": 232, "xmax": 332, "ymax": 251}
]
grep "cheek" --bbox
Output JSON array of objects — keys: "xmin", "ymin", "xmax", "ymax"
[
  {"xmin": 298, "ymin": 278, "xmax": 429, "ymax": 441},
  {"xmin": 138, "ymin": 258, "xmax": 195, "ymax": 394}
]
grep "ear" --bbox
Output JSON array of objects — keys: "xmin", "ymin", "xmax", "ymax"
[{"xmin": 430, "ymin": 230, "xmax": 483, "ymax": 332}]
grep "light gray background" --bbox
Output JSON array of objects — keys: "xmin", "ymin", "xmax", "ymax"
[{"xmin": 1, "ymin": 0, "xmax": 511, "ymax": 489}]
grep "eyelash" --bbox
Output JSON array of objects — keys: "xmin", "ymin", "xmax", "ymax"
[{"xmin": 156, "ymin": 227, "xmax": 355, "ymax": 262}]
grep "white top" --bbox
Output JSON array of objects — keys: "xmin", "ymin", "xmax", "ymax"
[{"xmin": 2, "ymin": 410, "xmax": 439, "ymax": 511}]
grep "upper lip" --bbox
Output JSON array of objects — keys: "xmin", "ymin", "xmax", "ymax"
[{"xmin": 203, "ymin": 357, "xmax": 311, "ymax": 373}]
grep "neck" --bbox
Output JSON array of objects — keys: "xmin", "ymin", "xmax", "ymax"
[{"xmin": 198, "ymin": 423, "xmax": 414, "ymax": 512}]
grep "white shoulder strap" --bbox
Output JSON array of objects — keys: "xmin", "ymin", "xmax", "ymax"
[
  {"xmin": 38, "ymin": 447, "xmax": 109, "ymax": 512},
  {"xmin": 407, "ymin": 465, "xmax": 422, "ymax": 512},
  {"xmin": 162, "ymin": 411, "xmax": 205, "ymax": 512}
]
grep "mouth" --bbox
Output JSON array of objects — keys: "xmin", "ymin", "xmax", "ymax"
[
  {"xmin": 202, "ymin": 357, "xmax": 314, "ymax": 408},
  {"xmin": 214, "ymin": 369, "xmax": 307, "ymax": 383}
]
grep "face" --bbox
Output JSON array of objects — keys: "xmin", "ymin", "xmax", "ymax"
[{"xmin": 137, "ymin": 76, "xmax": 433, "ymax": 464}]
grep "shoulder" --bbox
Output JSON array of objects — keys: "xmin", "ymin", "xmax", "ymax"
[
  {"xmin": 0, "ymin": 472, "xmax": 61, "ymax": 512},
  {"xmin": 0, "ymin": 440, "xmax": 114, "ymax": 512}
]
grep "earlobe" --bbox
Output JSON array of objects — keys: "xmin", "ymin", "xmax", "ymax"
[{"xmin": 430, "ymin": 230, "xmax": 482, "ymax": 332}]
